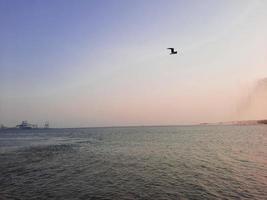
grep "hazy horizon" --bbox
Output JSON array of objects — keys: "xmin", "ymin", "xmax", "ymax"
[{"xmin": 1, "ymin": 0, "xmax": 267, "ymax": 128}]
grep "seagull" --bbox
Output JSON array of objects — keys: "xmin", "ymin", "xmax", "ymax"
[{"xmin": 167, "ymin": 48, "xmax": 177, "ymax": 55}]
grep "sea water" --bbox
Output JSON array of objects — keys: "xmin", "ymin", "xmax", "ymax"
[{"xmin": 0, "ymin": 125, "xmax": 266, "ymax": 199}]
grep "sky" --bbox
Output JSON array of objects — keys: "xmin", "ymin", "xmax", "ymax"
[{"xmin": 1, "ymin": 0, "xmax": 267, "ymax": 127}]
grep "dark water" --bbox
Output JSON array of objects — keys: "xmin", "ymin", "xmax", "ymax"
[{"xmin": 0, "ymin": 125, "xmax": 266, "ymax": 200}]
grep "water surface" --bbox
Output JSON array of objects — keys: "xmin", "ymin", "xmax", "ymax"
[{"xmin": 0, "ymin": 125, "xmax": 266, "ymax": 199}]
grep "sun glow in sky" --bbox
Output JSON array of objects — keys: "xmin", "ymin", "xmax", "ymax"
[{"xmin": 1, "ymin": 0, "xmax": 267, "ymax": 127}]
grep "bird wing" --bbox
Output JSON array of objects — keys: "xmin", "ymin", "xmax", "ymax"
[{"xmin": 167, "ymin": 48, "xmax": 174, "ymax": 50}]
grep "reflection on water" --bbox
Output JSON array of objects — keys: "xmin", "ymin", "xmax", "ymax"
[{"xmin": 0, "ymin": 125, "xmax": 266, "ymax": 199}]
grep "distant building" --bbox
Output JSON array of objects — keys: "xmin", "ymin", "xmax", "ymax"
[
  {"xmin": 44, "ymin": 121, "xmax": 49, "ymax": 129},
  {"xmin": 16, "ymin": 121, "xmax": 34, "ymax": 129}
]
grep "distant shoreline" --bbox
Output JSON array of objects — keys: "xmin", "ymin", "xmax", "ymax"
[
  {"xmin": 1, "ymin": 119, "xmax": 267, "ymax": 130},
  {"xmin": 200, "ymin": 119, "xmax": 267, "ymax": 126}
]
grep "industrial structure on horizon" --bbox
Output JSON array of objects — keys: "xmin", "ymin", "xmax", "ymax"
[{"xmin": 0, "ymin": 121, "xmax": 50, "ymax": 129}]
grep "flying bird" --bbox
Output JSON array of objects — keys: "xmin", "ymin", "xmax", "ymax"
[{"xmin": 167, "ymin": 48, "xmax": 177, "ymax": 55}]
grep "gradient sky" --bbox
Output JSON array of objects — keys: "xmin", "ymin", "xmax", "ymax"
[{"xmin": 1, "ymin": 0, "xmax": 267, "ymax": 127}]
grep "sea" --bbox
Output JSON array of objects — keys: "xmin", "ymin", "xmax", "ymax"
[{"xmin": 0, "ymin": 125, "xmax": 266, "ymax": 200}]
